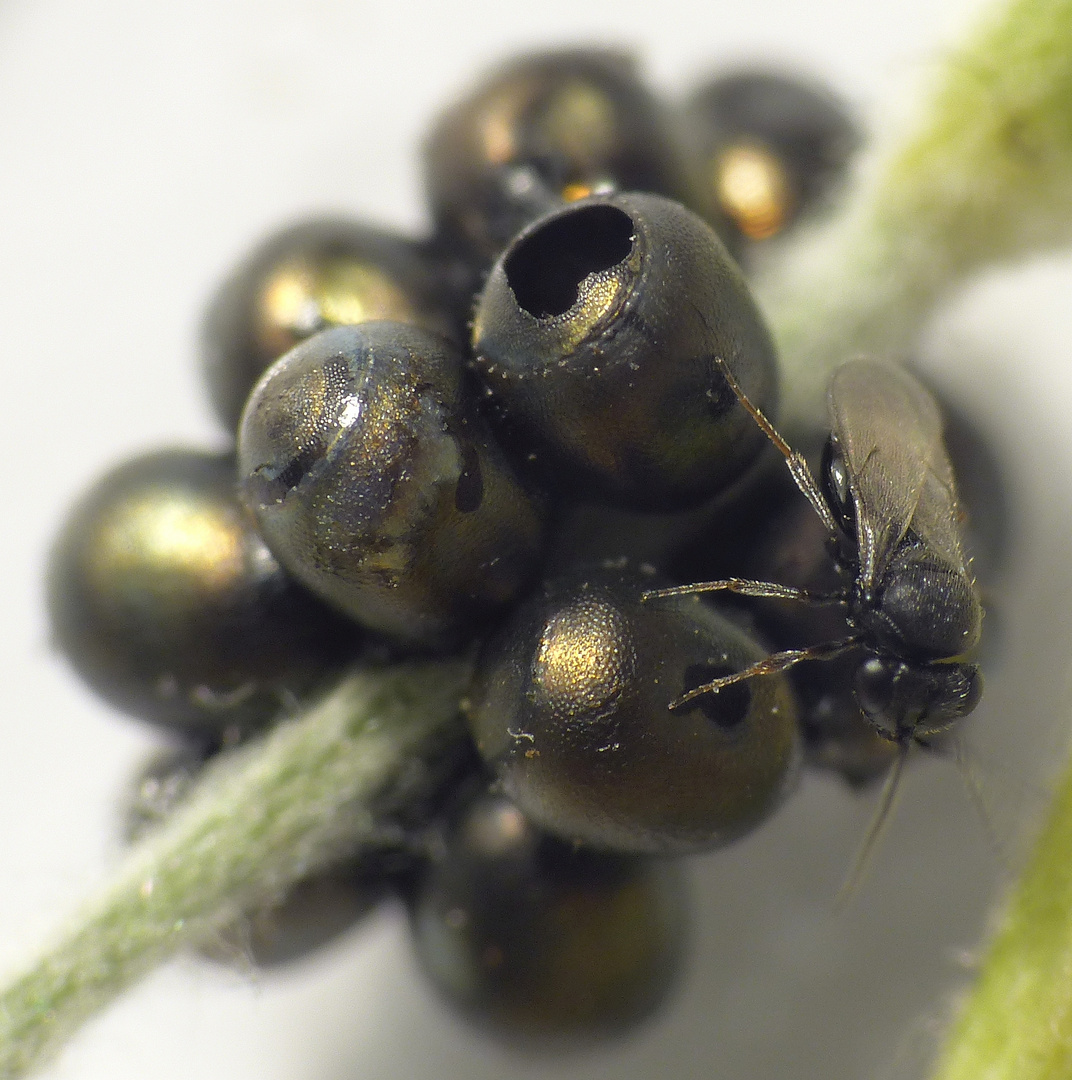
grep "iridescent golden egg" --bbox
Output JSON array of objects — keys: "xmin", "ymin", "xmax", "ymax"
[
  {"xmin": 202, "ymin": 218, "xmax": 464, "ymax": 432},
  {"xmin": 465, "ymin": 564, "xmax": 800, "ymax": 854},
  {"xmin": 237, "ymin": 322, "xmax": 546, "ymax": 647},
  {"xmin": 47, "ymin": 449, "xmax": 360, "ymax": 737}
]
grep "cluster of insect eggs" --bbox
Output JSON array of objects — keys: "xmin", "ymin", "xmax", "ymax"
[{"xmin": 45, "ymin": 47, "xmax": 983, "ymax": 1045}]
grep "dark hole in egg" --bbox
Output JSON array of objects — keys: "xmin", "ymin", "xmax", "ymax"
[
  {"xmin": 679, "ymin": 662, "xmax": 751, "ymax": 730},
  {"xmin": 246, "ymin": 438, "xmax": 325, "ymax": 506},
  {"xmin": 503, "ymin": 204, "xmax": 635, "ymax": 318}
]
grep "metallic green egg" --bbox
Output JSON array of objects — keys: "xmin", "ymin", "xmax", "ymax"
[
  {"xmin": 681, "ymin": 69, "xmax": 859, "ymax": 248},
  {"xmin": 47, "ymin": 449, "xmax": 360, "ymax": 737},
  {"xmin": 472, "ymin": 191, "xmax": 779, "ymax": 510},
  {"xmin": 237, "ymin": 322, "xmax": 546, "ymax": 646},
  {"xmin": 465, "ymin": 564, "xmax": 800, "ymax": 854},
  {"xmin": 201, "ymin": 218, "xmax": 464, "ymax": 433},
  {"xmin": 423, "ymin": 48, "xmax": 700, "ymax": 269},
  {"xmin": 409, "ymin": 789, "xmax": 687, "ymax": 1045}
]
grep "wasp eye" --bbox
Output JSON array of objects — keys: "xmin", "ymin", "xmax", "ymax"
[
  {"xmin": 853, "ymin": 654, "xmax": 901, "ymax": 740},
  {"xmin": 820, "ymin": 438, "xmax": 856, "ymax": 535}
]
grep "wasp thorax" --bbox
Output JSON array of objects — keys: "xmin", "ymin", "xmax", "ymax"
[
  {"xmin": 466, "ymin": 564, "xmax": 799, "ymax": 854},
  {"xmin": 472, "ymin": 192, "xmax": 780, "ymax": 510},
  {"xmin": 237, "ymin": 322, "xmax": 545, "ymax": 647},
  {"xmin": 867, "ymin": 544, "xmax": 984, "ymax": 661}
]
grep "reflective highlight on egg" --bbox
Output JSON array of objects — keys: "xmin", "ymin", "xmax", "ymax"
[
  {"xmin": 409, "ymin": 790, "xmax": 687, "ymax": 1044},
  {"xmin": 424, "ymin": 48, "xmax": 698, "ymax": 267},
  {"xmin": 202, "ymin": 218, "xmax": 462, "ymax": 432},
  {"xmin": 472, "ymin": 192, "xmax": 780, "ymax": 509},
  {"xmin": 682, "ymin": 68, "xmax": 859, "ymax": 246},
  {"xmin": 237, "ymin": 322, "xmax": 546, "ymax": 646},
  {"xmin": 466, "ymin": 565, "xmax": 799, "ymax": 854},
  {"xmin": 47, "ymin": 449, "xmax": 359, "ymax": 737},
  {"xmin": 714, "ymin": 141, "xmax": 793, "ymax": 240}
]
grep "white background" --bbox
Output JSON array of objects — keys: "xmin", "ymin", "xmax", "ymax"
[{"xmin": 2, "ymin": 1, "xmax": 1072, "ymax": 1078}]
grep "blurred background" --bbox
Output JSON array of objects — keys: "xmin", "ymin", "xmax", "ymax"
[{"xmin": 1, "ymin": 0, "xmax": 1071, "ymax": 1077}]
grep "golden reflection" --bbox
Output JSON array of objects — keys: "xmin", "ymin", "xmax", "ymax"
[
  {"xmin": 259, "ymin": 259, "xmax": 415, "ymax": 356},
  {"xmin": 90, "ymin": 495, "xmax": 244, "ymax": 595},
  {"xmin": 465, "ymin": 802, "xmax": 528, "ymax": 858},
  {"xmin": 561, "ymin": 183, "xmax": 593, "ymax": 202},
  {"xmin": 534, "ymin": 598, "xmax": 631, "ymax": 715},
  {"xmin": 317, "ymin": 261, "xmax": 412, "ymax": 326},
  {"xmin": 545, "ymin": 82, "xmax": 616, "ymax": 163},
  {"xmin": 714, "ymin": 142, "xmax": 793, "ymax": 240}
]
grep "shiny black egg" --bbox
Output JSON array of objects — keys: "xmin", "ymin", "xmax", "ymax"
[
  {"xmin": 237, "ymin": 321, "xmax": 546, "ymax": 647},
  {"xmin": 465, "ymin": 564, "xmax": 799, "ymax": 854},
  {"xmin": 408, "ymin": 789, "xmax": 687, "ymax": 1046},
  {"xmin": 682, "ymin": 68, "xmax": 859, "ymax": 246},
  {"xmin": 424, "ymin": 48, "xmax": 699, "ymax": 268},
  {"xmin": 472, "ymin": 191, "xmax": 779, "ymax": 510},
  {"xmin": 47, "ymin": 449, "xmax": 360, "ymax": 738},
  {"xmin": 201, "ymin": 218, "xmax": 464, "ymax": 433}
]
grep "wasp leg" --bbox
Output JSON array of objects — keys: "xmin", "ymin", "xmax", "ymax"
[
  {"xmin": 670, "ymin": 636, "xmax": 860, "ymax": 709},
  {"xmin": 644, "ymin": 577, "xmax": 846, "ymax": 605}
]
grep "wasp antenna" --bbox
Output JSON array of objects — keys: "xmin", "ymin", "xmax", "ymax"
[
  {"xmin": 710, "ymin": 353, "xmax": 838, "ymax": 531},
  {"xmin": 835, "ymin": 742, "xmax": 911, "ymax": 910},
  {"xmin": 945, "ymin": 735, "xmax": 1014, "ymax": 879}
]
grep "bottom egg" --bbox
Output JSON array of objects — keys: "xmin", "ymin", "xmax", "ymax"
[{"xmin": 408, "ymin": 790, "xmax": 687, "ymax": 1046}]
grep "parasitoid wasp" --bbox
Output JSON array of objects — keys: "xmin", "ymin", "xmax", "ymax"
[{"xmin": 645, "ymin": 357, "xmax": 985, "ymax": 848}]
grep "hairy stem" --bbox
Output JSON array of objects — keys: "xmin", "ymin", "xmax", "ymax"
[
  {"xmin": 767, "ymin": 0, "xmax": 1072, "ymax": 430},
  {"xmin": 0, "ymin": 661, "xmax": 470, "ymax": 1079},
  {"xmin": 928, "ymin": 754, "xmax": 1072, "ymax": 1080}
]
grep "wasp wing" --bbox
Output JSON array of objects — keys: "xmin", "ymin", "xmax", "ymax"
[{"xmin": 827, "ymin": 360, "xmax": 965, "ymax": 590}]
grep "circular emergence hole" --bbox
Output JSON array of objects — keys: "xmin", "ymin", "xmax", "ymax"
[{"xmin": 504, "ymin": 204, "xmax": 635, "ymax": 318}]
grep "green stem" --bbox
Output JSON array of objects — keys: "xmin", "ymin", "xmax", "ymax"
[
  {"xmin": 929, "ymin": 753, "xmax": 1072, "ymax": 1080},
  {"xmin": 0, "ymin": 661, "xmax": 470, "ymax": 1079},
  {"xmin": 767, "ymin": 0, "xmax": 1072, "ymax": 430}
]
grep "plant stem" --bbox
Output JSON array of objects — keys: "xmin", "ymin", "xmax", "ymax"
[
  {"xmin": 766, "ymin": 0, "xmax": 1072, "ymax": 431},
  {"xmin": 0, "ymin": 661, "xmax": 470, "ymax": 1079},
  {"xmin": 928, "ymin": 753, "xmax": 1072, "ymax": 1080}
]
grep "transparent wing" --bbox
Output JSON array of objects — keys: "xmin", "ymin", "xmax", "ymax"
[{"xmin": 827, "ymin": 360, "xmax": 964, "ymax": 588}]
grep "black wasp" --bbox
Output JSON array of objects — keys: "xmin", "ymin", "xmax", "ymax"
[{"xmin": 645, "ymin": 357, "xmax": 984, "ymax": 765}]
